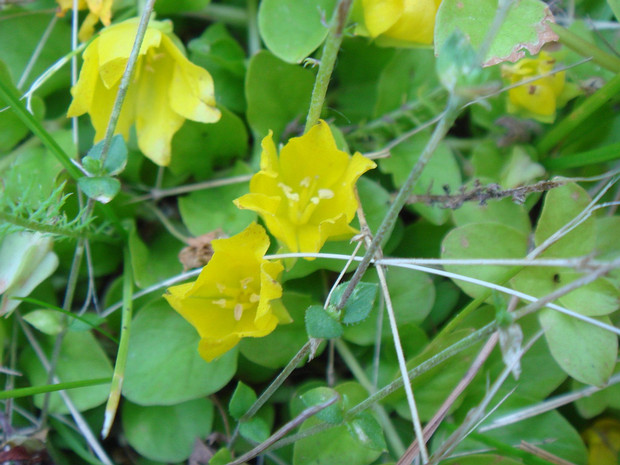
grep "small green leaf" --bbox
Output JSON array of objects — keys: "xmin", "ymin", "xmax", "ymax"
[
  {"xmin": 540, "ymin": 310, "xmax": 617, "ymax": 387},
  {"xmin": 301, "ymin": 386, "xmax": 343, "ymax": 424},
  {"xmin": 346, "ymin": 412, "xmax": 387, "ymax": 452},
  {"xmin": 84, "ymin": 135, "xmax": 128, "ymax": 176},
  {"xmin": 122, "ymin": 398, "xmax": 213, "ymax": 463},
  {"xmin": 209, "ymin": 448, "xmax": 232, "ymax": 465},
  {"xmin": 330, "ymin": 281, "xmax": 378, "ymax": 325},
  {"xmin": 258, "ymin": 0, "xmax": 337, "ymax": 63},
  {"xmin": 239, "ymin": 416, "xmax": 270, "ymax": 443},
  {"xmin": 246, "ymin": 51, "xmax": 314, "ymax": 141},
  {"xmin": 435, "ymin": 0, "xmax": 558, "ymax": 66},
  {"xmin": 229, "ymin": 381, "xmax": 257, "ymax": 420},
  {"xmin": 23, "ymin": 309, "xmax": 64, "ymax": 335},
  {"xmin": 305, "ymin": 305, "xmax": 343, "ymax": 339},
  {"xmin": 435, "ymin": 30, "xmax": 481, "ymax": 95},
  {"xmin": 77, "ymin": 176, "xmax": 120, "ymax": 204}
]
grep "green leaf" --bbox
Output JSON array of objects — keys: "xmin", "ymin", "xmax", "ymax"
[
  {"xmin": 229, "ymin": 382, "xmax": 257, "ymax": 420},
  {"xmin": 380, "ymin": 130, "xmax": 461, "ymax": 225},
  {"xmin": 453, "ymin": 197, "xmax": 531, "ymax": 236},
  {"xmin": 435, "ymin": 0, "xmax": 558, "ymax": 66},
  {"xmin": 154, "ymin": 0, "xmax": 211, "ymax": 15},
  {"xmin": 330, "ymin": 281, "xmax": 378, "ymax": 325},
  {"xmin": 178, "ymin": 162, "xmax": 256, "ymax": 236},
  {"xmin": 122, "ymin": 398, "xmax": 214, "ymax": 463},
  {"xmin": 239, "ymin": 292, "xmax": 313, "ymax": 368},
  {"xmin": 293, "ymin": 382, "xmax": 381, "ymax": 465},
  {"xmin": 239, "ymin": 416, "xmax": 271, "ymax": 443},
  {"xmin": 122, "ymin": 300, "xmax": 237, "ymax": 405},
  {"xmin": 440, "ymin": 455, "xmax": 527, "ymax": 465},
  {"xmin": 539, "ymin": 310, "xmax": 617, "ymax": 386},
  {"xmin": 441, "ymin": 223, "xmax": 528, "ymax": 299},
  {"xmin": 301, "ymin": 386, "xmax": 343, "ymax": 424},
  {"xmin": 0, "ymin": 8, "xmax": 71, "ymax": 95},
  {"xmin": 23, "ymin": 309, "xmax": 64, "ymax": 335},
  {"xmin": 77, "ymin": 176, "xmax": 120, "ymax": 204},
  {"xmin": 189, "ymin": 23, "xmax": 247, "ymax": 113},
  {"xmin": 305, "ymin": 305, "xmax": 343, "ymax": 339},
  {"xmin": 83, "ymin": 135, "xmax": 128, "ymax": 176},
  {"xmin": 20, "ymin": 331, "xmax": 112, "ymax": 414},
  {"xmin": 346, "ymin": 412, "xmax": 387, "ymax": 452},
  {"xmin": 209, "ymin": 448, "xmax": 232, "ymax": 465},
  {"xmin": 258, "ymin": 0, "xmax": 337, "ymax": 63},
  {"xmin": 534, "ymin": 183, "xmax": 596, "ymax": 258},
  {"xmin": 246, "ymin": 51, "xmax": 314, "ymax": 141},
  {"xmin": 0, "ymin": 60, "xmax": 44, "ymax": 153},
  {"xmin": 169, "ymin": 108, "xmax": 249, "ymax": 179},
  {"xmin": 573, "ymin": 366, "xmax": 620, "ymax": 418}
]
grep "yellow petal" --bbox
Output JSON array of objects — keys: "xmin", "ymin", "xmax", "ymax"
[
  {"xmin": 78, "ymin": 12, "xmax": 99, "ymax": 42},
  {"xmin": 382, "ymin": 0, "xmax": 441, "ymax": 45},
  {"xmin": 67, "ymin": 44, "xmax": 101, "ymax": 117},
  {"xmin": 198, "ymin": 334, "xmax": 240, "ymax": 362},
  {"xmin": 134, "ymin": 49, "xmax": 184, "ymax": 166},
  {"xmin": 98, "ymin": 20, "xmax": 162, "ymax": 88},
  {"xmin": 362, "ymin": 0, "xmax": 404, "ymax": 38},
  {"xmin": 162, "ymin": 36, "xmax": 221, "ymax": 123},
  {"xmin": 260, "ymin": 131, "xmax": 280, "ymax": 172}
]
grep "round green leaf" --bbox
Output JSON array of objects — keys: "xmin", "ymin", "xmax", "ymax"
[
  {"xmin": 77, "ymin": 176, "xmax": 120, "ymax": 204},
  {"xmin": 258, "ymin": 0, "xmax": 337, "ymax": 63},
  {"xmin": 305, "ymin": 305, "xmax": 343, "ymax": 339},
  {"xmin": 452, "ymin": 197, "xmax": 531, "ymax": 236},
  {"xmin": 435, "ymin": 0, "xmax": 558, "ymax": 66},
  {"xmin": 178, "ymin": 163, "xmax": 256, "ymax": 236},
  {"xmin": 239, "ymin": 292, "xmax": 313, "ymax": 369},
  {"xmin": 441, "ymin": 223, "xmax": 528, "ymax": 298},
  {"xmin": 122, "ymin": 398, "xmax": 213, "ymax": 463},
  {"xmin": 23, "ymin": 309, "xmax": 64, "ymax": 335},
  {"xmin": 534, "ymin": 182, "xmax": 596, "ymax": 258},
  {"xmin": 301, "ymin": 386, "xmax": 343, "ymax": 424},
  {"xmin": 123, "ymin": 300, "xmax": 237, "ymax": 405},
  {"xmin": 20, "ymin": 331, "xmax": 112, "ymax": 414},
  {"xmin": 246, "ymin": 51, "xmax": 314, "ymax": 141},
  {"xmin": 540, "ymin": 310, "xmax": 617, "ymax": 386},
  {"xmin": 229, "ymin": 381, "xmax": 257, "ymax": 420}
]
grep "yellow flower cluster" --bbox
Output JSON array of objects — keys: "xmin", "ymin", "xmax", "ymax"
[
  {"xmin": 502, "ymin": 51, "xmax": 567, "ymax": 123},
  {"xmin": 356, "ymin": 0, "xmax": 443, "ymax": 47},
  {"xmin": 68, "ymin": 18, "xmax": 220, "ymax": 166},
  {"xmin": 166, "ymin": 122, "xmax": 375, "ymax": 361}
]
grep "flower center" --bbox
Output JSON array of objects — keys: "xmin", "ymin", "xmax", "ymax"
[
  {"xmin": 278, "ymin": 177, "xmax": 334, "ymax": 225},
  {"xmin": 211, "ymin": 277, "xmax": 260, "ymax": 321}
]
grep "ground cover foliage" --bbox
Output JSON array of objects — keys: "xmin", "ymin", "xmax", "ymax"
[{"xmin": 1, "ymin": 0, "xmax": 620, "ymax": 464}]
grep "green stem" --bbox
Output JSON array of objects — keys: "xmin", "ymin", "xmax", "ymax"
[
  {"xmin": 190, "ymin": 3, "xmax": 248, "ymax": 26},
  {"xmin": 304, "ymin": 0, "xmax": 353, "ymax": 132},
  {"xmin": 247, "ymin": 0, "xmax": 260, "ymax": 56},
  {"xmin": 101, "ymin": 247, "xmax": 134, "ymax": 438},
  {"xmin": 0, "ymin": 378, "xmax": 111, "ymax": 400},
  {"xmin": 98, "ymin": 0, "xmax": 157, "ymax": 167},
  {"xmin": 536, "ymin": 71, "xmax": 620, "ymax": 155},
  {"xmin": 336, "ymin": 97, "xmax": 462, "ymax": 311},
  {"xmin": 241, "ymin": 341, "xmax": 312, "ymax": 422},
  {"xmin": 271, "ymin": 323, "xmax": 495, "ymax": 449},
  {"xmin": 334, "ymin": 339, "xmax": 406, "ymax": 456},
  {"xmin": 543, "ymin": 140, "xmax": 620, "ymax": 170},
  {"xmin": 551, "ymin": 23, "xmax": 620, "ymax": 73}
]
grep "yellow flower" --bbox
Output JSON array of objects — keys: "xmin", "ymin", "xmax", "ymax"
[
  {"xmin": 502, "ymin": 51, "xmax": 566, "ymax": 123},
  {"xmin": 234, "ymin": 121, "xmax": 376, "ymax": 257},
  {"xmin": 56, "ymin": 0, "xmax": 114, "ymax": 41},
  {"xmin": 356, "ymin": 0, "xmax": 443, "ymax": 46},
  {"xmin": 67, "ymin": 18, "xmax": 221, "ymax": 166},
  {"xmin": 164, "ymin": 224, "xmax": 290, "ymax": 362},
  {"xmin": 583, "ymin": 418, "xmax": 620, "ymax": 465}
]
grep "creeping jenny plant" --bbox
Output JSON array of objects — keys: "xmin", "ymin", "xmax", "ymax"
[
  {"xmin": 67, "ymin": 17, "xmax": 221, "ymax": 166},
  {"xmin": 235, "ymin": 121, "xmax": 376, "ymax": 257},
  {"xmin": 164, "ymin": 223, "xmax": 290, "ymax": 362}
]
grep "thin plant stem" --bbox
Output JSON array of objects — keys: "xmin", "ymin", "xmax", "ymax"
[
  {"xmin": 97, "ymin": 0, "xmax": 157, "ymax": 166},
  {"xmin": 480, "ymin": 371, "xmax": 620, "ymax": 432},
  {"xmin": 102, "ymin": 247, "xmax": 134, "ymax": 438},
  {"xmin": 17, "ymin": 14, "xmax": 58, "ymax": 90},
  {"xmin": 334, "ymin": 339, "xmax": 406, "ymax": 456},
  {"xmin": 16, "ymin": 314, "xmax": 113, "ymax": 465},
  {"xmin": 537, "ymin": 71, "xmax": 620, "ymax": 154},
  {"xmin": 552, "ymin": 23, "xmax": 620, "ymax": 73},
  {"xmin": 304, "ymin": 0, "xmax": 353, "ymax": 132},
  {"xmin": 271, "ymin": 323, "xmax": 497, "ymax": 450},
  {"xmin": 336, "ymin": 97, "xmax": 461, "ymax": 311},
  {"xmin": 247, "ymin": 0, "xmax": 260, "ymax": 56}
]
